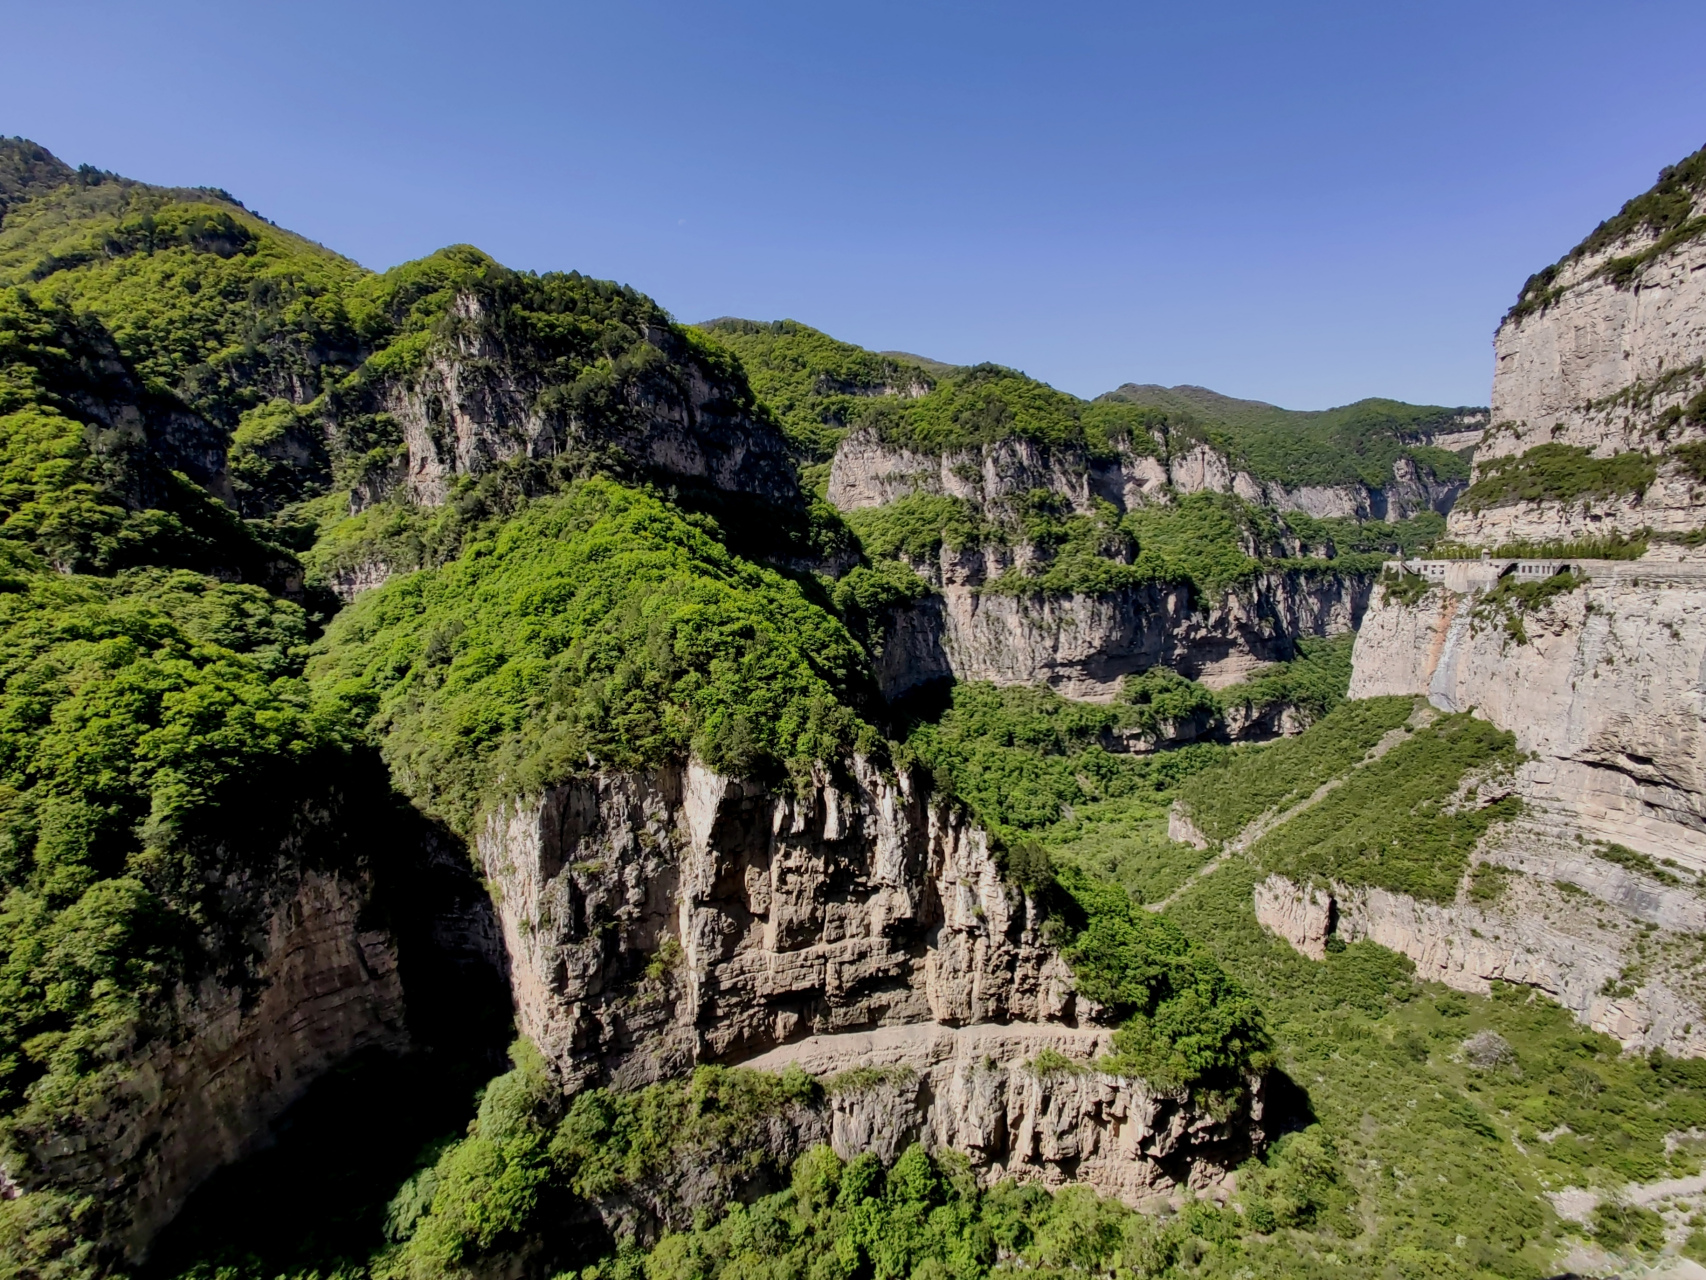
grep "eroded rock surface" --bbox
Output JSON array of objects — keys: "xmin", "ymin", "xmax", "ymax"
[
  {"xmin": 27, "ymin": 871, "xmax": 410, "ymax": 1259},
  {"xmin": 1448, "ymin": 189, "xmax": 1706, "ymax": 544},
  {"xmin": 478, "ymin": 758, "xmax": 1255, "ymax": 1199},
  {"xmin": 875, "ymin": 552, "xmax": 1368, "ymax": 700},
  {"xmin": 830, "ymin": 430, "xmax": 1463, "ymax": 524},
  {"xmin": 744, "ymin": 1021, "xmax": 1258, "ymax": 1202}
]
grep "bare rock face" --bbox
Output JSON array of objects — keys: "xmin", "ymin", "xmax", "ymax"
[
  {"xmin": 21, "ymin": 871, "xmax": 409, "ymax": 1260},
  {"xmin": 828, "ymin": 431, "xmax": 1462, "ymax": 523},
  {"xmin": 1350, "ymin": 562, "xmax": 1706, "ymax": 862},
  {"xmin": 1255, "ymin": 867, "xmax": 1706, "ymax": 1057},
  {"xmin": 364, "ymin": 293, "xmax": 799, "ymax": 512},
  {"xmin": 477, "ymin": 758, "xmax": 1256, "ymax": 1199},
  {"xmin": 1318, "ymin": 558, "xmax": 1706, "ymax": 1051},
  {"xmin": 1449, "ymin": 191, "xmax": 1706, "ymax": 544},
  {"xmin": 1485, "ymin": 216, "xmax": 1706, "ymax": 463},
  {"xmin": 875, "ymin": 554, "xmax": 1369, "ymax": 700},
  {"xmin": 743, "ymin": 1022, "xmax": 1258, "ymax": 1203}
]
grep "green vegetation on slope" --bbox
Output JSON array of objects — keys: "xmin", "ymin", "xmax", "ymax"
[
  {"xmin": 1173, "ymin": 697, "xmax": 1416, "ymax": 844},
  {"xmin": 1216, "ymin": 633, "xmax": 1356, "ymax": 725},
  {"xmin": 1472, "ymin": 568, "xmax": 1586, "ymax": 646},
  {"xmin": 0, "ymin": 173, "xmax": 365, "ymax": 431},
  {"xmin": 0, "ymin": 561, "xmax": 368, "ymax": 1192},
  {"xmin": 693, "ymin": 319, "xmax": 937, "ymax": 463},
  {"xmin": 857, "ymin": 364, "xmax": 1162, "ymax": 458},
  {"xmin": 1098, "ymin": 384, "xmax": 1476, "ymax": 490},
  {"xmin": 279, "ymin": 1040, "xmax": 1315, "ymax": 1280},
  {"xmin": 311, "ymin": 480, "xmax": 875, "ymax": 836},
  {"xmin": 1162, "ymin": 857, "xmax": 1706, "ymax": 1279},
  {"xmin": 901, "ymin": 680, "xmax": 1226, "ymax": 836},
  {"xmin": 0, "ymin": 288, "xmax": 291, "ymax": 582},
  {"xmin": 842, "ymin": 493, "xmax": 997, "ymax": 562},
  {"xmin": 1252, "ymin": 712, "xmax": 1522, "ymax": 901},
  {"xmin": 1458, "ymin": 443, "xmax": 1657, "ymax": 512}
]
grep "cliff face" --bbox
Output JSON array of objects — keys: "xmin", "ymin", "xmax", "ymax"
[
  {"xmin": 1296, "ymin": 156, "xmax": 1706, "ymax": 1053},
  {"xmin": 875, "ymin": 549, "xmax": 1368, "ymax": 700},
  {"xmin": 1350, "ymin": 563, "xmax": 1706, "ymax": 861},
  {"xmin": 1284, "ymin": 563, "xmax": 1706, "ymax": 1052},
  {"xmin": 18, "ymin": 871, "xmax": 410, "ymax": 1260},
  {"xmin": 367, "ymin": 294, "xmax": 799, "ymax": 512},
  {"xmin": 1448, "ymin": 188, "xmax": 1706, "ymax": 544},
  {"xmin": 830, "ymin": 430, "xmax": 1464, "ymax": 523},
  {"xmin": 477, "ymin": 758, "xmax": 1258, "ymax": 1200}
]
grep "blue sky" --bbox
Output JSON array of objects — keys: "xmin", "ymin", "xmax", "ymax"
[{"xmin": 4, "ymin": 1, "xmax": 1705, "ymax": 409}]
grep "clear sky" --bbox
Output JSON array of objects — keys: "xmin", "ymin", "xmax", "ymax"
[{"xmin": 4, "ymin": 1, "xmax": 1705, "ymax": 409}]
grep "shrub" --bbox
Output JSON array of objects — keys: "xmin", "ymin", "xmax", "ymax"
[
  {"xmin": 1459, "ymin": 444, "xmax": 1656, "ymax": 512},
  {"xmin": 1253, "ymin": 712, "xmax": 1523, "ymax": 902},
  {"xmin": 1173, "ymin": 696, "xmax": 1416, "ymax": 844}
]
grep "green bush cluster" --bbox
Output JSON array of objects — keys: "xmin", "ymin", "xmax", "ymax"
[
  {"xmin": 1173, "ymin": 697, "xmax": 1415, "ymax": 844},
  {"xmin": 692, "ymin": 319, "xmax": 940, "ymax": 462},
  {"xmin": 1252, "ymin": 712, "xmax": 1523, "ymax": 902},
  {"xmin": 855, "ymin": 364, "xmax": 1161, "ymax": 459},
  {"xmin": 902, "ymin": 680, "xmax": 1226, "ymax": 835},
  {"xmin": 1163, "ymin": 856, "xmax": 1706, "ymax": 1277},
  {"xmin": 1053, "ymin": 867, "xmax": 1272, "ymax": 1089},
  {"xmin": 0, "ymin": 562, "xmax": 355, "ymax": 1170},
  {"xmin": 311, "ymin": 479, "xmax": 875, "ymax": 835},
  {"xmin": 642, "ymin": 1146, "xmax": 1191, "ymax": 1280},
  {"xmin": 842, "ymin": 493, "xmax": 996, "ymax": 562},
  {"xmin": 1215, "ymin": 633, "xmax": 1355, "ymax": 726},
  {"xmin": 380, "ymin": 1045, "xmax": 823, "ymax": 1278},
  {"xmin": 1115, "ymin": 667, "xmax": 1221, "ymax": 736},
  {"xmin": 1472, "ymin": 568, "xmax": 1584, "ymax": 645},
  {"xmin": 1458, "ymin": 443, "xmax": 1657, "ymax": 512},
  {"xmin": 0, "ymin": 180, "xmax": 364, "ymax": 429},
  {"xmin": 0, "ymin": 288, "xmax": 291, "ymax": 581}
]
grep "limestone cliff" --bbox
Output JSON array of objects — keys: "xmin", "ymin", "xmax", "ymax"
[
  {"xmin": 1285, "ymin": 151, "xmax": 1706, "ymax": 1053},
  {"xmin": 1264, "ymin": 560, "xmax": 1706, "ymax": 1052},
  {"xmin": 1451, "ymin": 153, "xmax": 1706, "ymax": 544},
  {"xmin": 830, "ymin": 428, "xmax": 1464, "ymax": 525},
  {"xmin": 477, "ymin": 758, "xmax": 1259, "ymax": 1200},
  {"xmin": 11, "ymin": 871, "xmax": 409, "ymax": 1260},
  {"xmin": 360, "ymin": 292, "xmax": 798, "ymax": 513},
  {"xmin": 873, "ymin": 546, "xmax": 1368, "ymax": 700}
]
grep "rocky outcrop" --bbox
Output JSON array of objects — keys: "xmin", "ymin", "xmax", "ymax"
[
  {"xmin": 1319, "ymin": 559, "xmax": 1706, "ymax": 1050},
  {"xmin": 876, "ymin": 560, "xmax": 1369, "ymax": 700},
  {"xmin": 744, "ymin": 1021, "xmax": 1257, "ymax": 1202},
  {"xmin": 374, "ymin": 293, "xmax": 798, "ymax": 511},
  {"xmin": 1254, "ymin": 865, "xmax": 1706, "ymax": 1057},
  {"xmin": 1350, "ymin": 561, "xmax": 1706, "ymax": 862},
  {"xmin": 1486, "ymin": 221, "xmax": 1706, "ymax": 465},
  {"xmin": 20, "ymin": 871, "xmax": 409, "ymax": 1260},
  {"xmin": 477, "ymin": 758, "xmax": 1257, "ymax": 1199},
  {"xmin": 1449, "ymin": 180, "xmax": 1706, "ymax": 544},
  {"xmin": 829, "ymin": 430, "xmax": 1462, "ymax": 523}
]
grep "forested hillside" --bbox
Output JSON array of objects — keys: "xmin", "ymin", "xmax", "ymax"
[{"xmin": 0, "ymin": 133, "xmax": 1696, "ymax": 1280}]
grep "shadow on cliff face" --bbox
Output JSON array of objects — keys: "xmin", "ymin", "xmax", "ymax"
[
  {"xmin": 140, "ymin": 764, "xmax": 516, "ymax": 1280},
  {"xmin": 1261, "ymin": 1067, "xmax": 1318, "ymax": 1139}
]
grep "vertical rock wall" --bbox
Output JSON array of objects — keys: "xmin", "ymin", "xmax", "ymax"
[{"xmin": 477, "ymin": 758, "xmax": 1261, "ymax": 1200}]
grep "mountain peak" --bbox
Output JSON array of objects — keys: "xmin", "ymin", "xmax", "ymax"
[{"xmin": 0, "ymin": 136, "xmax": 75, "ymax": 225}]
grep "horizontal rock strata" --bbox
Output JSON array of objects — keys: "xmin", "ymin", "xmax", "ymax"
[
  {"xmin": 742, "ymin": 1021, "xmax": 1260, "ymax": 1203},
  {"xmin": 478, "ymin": 758, "xmax": 1255, "ymax": 1198}
]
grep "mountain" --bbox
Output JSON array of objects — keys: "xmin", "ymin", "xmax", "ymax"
[{"xmin": 0, "ymin": 131, "xmax": 1702, "ymax": 1280}]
